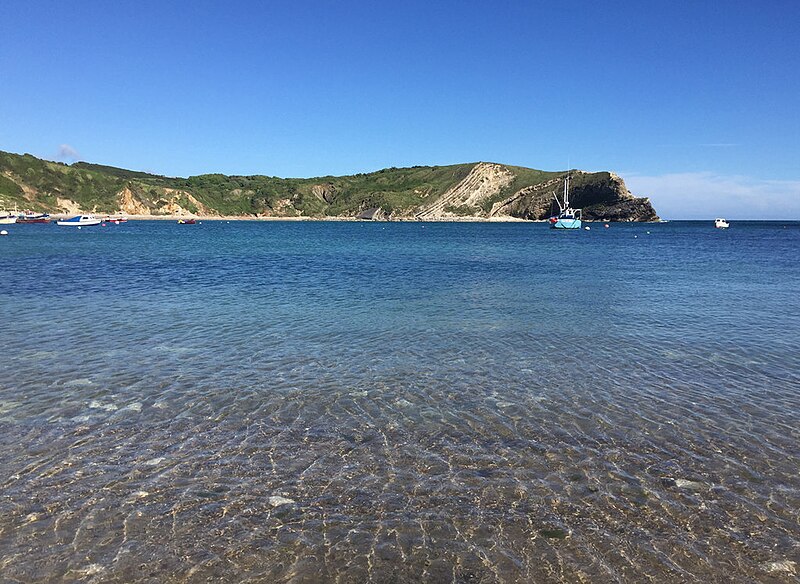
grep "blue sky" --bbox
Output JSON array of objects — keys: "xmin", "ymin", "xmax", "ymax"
[{"xmin": 1, "ymin": 0, "xmax": 798, "ymax": 218}]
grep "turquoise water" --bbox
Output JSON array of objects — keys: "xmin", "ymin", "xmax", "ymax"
[{"xmin": 1, "ymin": 220, "xmax": 798, "ymax": 582}]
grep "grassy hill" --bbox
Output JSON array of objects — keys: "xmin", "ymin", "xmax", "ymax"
[{"xmin": 0, "ymin": 150, "xmax": 658, "ymax": 221}]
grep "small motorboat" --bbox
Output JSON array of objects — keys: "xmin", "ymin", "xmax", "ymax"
[
  {"xmin": 56, "ymin": 215, "xmax": 101, "ymax": 226},
  {"xmin": 16, "ymin": 211, "xmax": 51, "ymax": 224},
  {"xmin": 103, "ymin": 216, "xmax": 128, "ymax": 224},
  {"xmin": 177, "ymin": 218, "xmax": 197, "ymax": 224},
  {"xmin": 714, "ymin": 218, "xmax": 730, "ymax": 229},
  {"xmin": 0, "ymin": 204, "xmax": 19, "ymax": 224}
]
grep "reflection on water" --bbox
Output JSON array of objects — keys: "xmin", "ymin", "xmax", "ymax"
[{"xmin": 0, "ymin": 220, "xmax": 798, "ymax": 582}]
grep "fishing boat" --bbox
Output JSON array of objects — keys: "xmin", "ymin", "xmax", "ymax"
[
  {"xmin": 16, "ymin": 211, "xmax": 51, "ymax": 224},
  {"xmin": 56, "ymin": 215, "xmax": 101, "ymax": 226},
  {"xmin": 177, "ymin": 218, "xmax": 196, "ymax": 224},
  {"xmin": 548, "ymin": 174, "xmax": 582, "ymax": 229},
  {"xmin": 714, "ymin": 218, "xmax": 729, "ymax": 229}
]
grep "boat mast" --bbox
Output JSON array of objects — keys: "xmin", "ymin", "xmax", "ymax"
[{"xmin": 564, "ymin": 173, "xmax": 570, "ymax": 209}]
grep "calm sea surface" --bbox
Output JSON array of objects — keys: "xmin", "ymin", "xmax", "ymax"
[{"xmin": 1, "ymin": 220, "xmax": 798, "ymax": 583}]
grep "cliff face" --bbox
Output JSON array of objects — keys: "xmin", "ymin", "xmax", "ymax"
[
  {"xmin": 0, "ymin": 150, "xmax": 659, "ymax": 221},
  {"xmin": 415, "ymin": 163, "xmax": 515, "ymax": 219},
  {"xmin": 566, "ymin": 172, "xmax": 659, "ymax": 222},
  {"xmin": 492, "ymin": 172, "xmax": 658, "ymax": 222}
]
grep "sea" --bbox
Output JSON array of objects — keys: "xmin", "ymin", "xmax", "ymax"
[{"xmin": 0, "ymin": 219, "xmax": 798, "ymax": 583}]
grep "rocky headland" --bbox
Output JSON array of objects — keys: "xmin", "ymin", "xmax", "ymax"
[{"xmin": 0, "ymin": 151, "xmax": 658, "ymax": 221}]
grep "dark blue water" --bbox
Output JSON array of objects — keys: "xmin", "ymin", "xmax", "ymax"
[{"xmin": 1, "ymin": 220, "xmax": 798, "ymax": 582}]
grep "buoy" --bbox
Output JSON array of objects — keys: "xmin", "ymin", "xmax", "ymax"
[
  {"xmin": 584, "ymin": 226, "xmax": 590, "ymax": 230},
  {"xmin": 0, "ymin": 230, "xmax": 8, "ymax": 236},
  {"xmin": 77, "ymin": 226, "xmax": 82, "ymax": 230},
  {"xmin": 604, "ymin": 224, "xmax": 609, "ymax": 228}
]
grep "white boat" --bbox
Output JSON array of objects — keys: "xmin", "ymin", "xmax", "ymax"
[
  {"xmin": 714, "ymin": 218, "xmax": 729, "ymax": 229},
  {"xmin": 0, "ymin": 204, "xmax": 19, "ymax": 224},
  {"xmin": 548, "ymin": 174, "xmax": 582, "ymax": 229},
  {"xmin": 56, "ymin": 214, "xmax": 101, "ymax": 226}
]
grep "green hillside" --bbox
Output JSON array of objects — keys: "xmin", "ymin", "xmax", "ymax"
[{"xmin": 0, "ymin": 150, "xmax": 659, "ymax": 221}]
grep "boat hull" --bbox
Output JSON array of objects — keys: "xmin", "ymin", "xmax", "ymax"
[
  {"xmin": 0, "ymin": 217, "xmax": 17, "ymax": 224},
  {"xmin": 56, "ymin": 215, "xmax": 101, "ymax": 226},
  {"xmin": 551, "ymin": 218, "xmax": 582, "ymax": 229}
]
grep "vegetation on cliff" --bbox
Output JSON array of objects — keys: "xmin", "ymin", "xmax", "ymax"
[{"xmin": 0, "ymin": 150, "xmax": 658, "ymax": 221}]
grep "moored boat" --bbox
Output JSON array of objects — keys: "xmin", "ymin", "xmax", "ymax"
[
  {"xmin": 177, "ymin": 218, "xmax": 196, "ymax": 224},
  {"xmin": 56, "ymin": 215, "xmax": 101, "ymax": 226},
  {"xmin": 714, "ymin": 218, "xmax": 729, "ymax": 229},
  {"xmin": 103, "ymin": 216, "xmax": 128, "ymax": 224},
  {"xmin": 549, "ymin": 174, "xmax": 582, "ymax": 230},
  {"xmin": 0, "ymin": 205, "xmax": 19, "ymax": 224},
  {"xmin": 16, "ymin": 211, "xmax": 51, "ymax": 224}
]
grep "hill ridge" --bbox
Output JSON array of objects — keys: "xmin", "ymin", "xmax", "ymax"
[{"xmin": 0, "ymin": 150, "xmax": 658, "ymax": 221}]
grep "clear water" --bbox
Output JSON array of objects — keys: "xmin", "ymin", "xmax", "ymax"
[{"xmin": 1, "ymin": 220, "xmax": 798, "ymax": 583}]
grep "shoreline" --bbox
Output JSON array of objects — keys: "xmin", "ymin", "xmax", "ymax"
[
  {"xmin": 20, "ymin": 212, "xmax": 671, "ymax": 224},
  {"xmin": 47, "ymin": 213, "xmax": 538, "ymax": 223}
]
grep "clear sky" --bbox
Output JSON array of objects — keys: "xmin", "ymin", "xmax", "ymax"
[{"xmin": 1, "ymin": 0, "xmax": 798, "ymax": 219}]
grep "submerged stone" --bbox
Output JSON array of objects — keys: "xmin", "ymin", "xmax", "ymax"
[
  {"xmin": 674, "ymin": 478, "xmax": 706, "ymax": 490},
  {"xmin": 539, "ymin": 528, "xmax": 569, "ymax": 539},
  {"xmin": 762, "ymin": 560, "xmax": 796, "ymax": 575}
]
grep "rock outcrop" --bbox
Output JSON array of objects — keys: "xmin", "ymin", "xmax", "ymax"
[
  {"xmin": 497, "ymin": 171, "xmax": 658, "ymax": 222},
  {"xmin": 415, "ymin": 163, "xmax": 515, "ymax": 219},
  {"xmin": 311, "ymin": 183, "xmax": 337, "ymax": 203},
  {"xmin": 117, "ymin": 185, "xmax": 215, "ymax": 216},
  {"xmin": 118, "ymin": 186, "xmax": 150, "ymax": 215},
  {"xmin": 489, "ymin": 177, "xmax": 563, "ymax": 219},
  {"xmin": 356, "ymin": 207, "xmax": 386, "ymax": 220}
]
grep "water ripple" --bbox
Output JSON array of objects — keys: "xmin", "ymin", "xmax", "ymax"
[{"xmin": 1, "ymin": 220, "xmax": 798, "ymax": 582}]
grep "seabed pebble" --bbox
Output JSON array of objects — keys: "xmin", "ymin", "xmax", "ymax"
[
  {"xmin": 762, "ymin": 560, "xmax": 796, "ymax": 575},
  {"xmin": 88, "ymin": 400, "xmax": 118, "ymax": 412},
  {"xmin": 674, "ymin": 478, "xmax": 706, "ymax": 490},
  {"xmin": 65, "ymin": 378, "xmax": 93, "ymax": 387}
]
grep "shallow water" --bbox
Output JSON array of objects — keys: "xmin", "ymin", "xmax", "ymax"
[{"xmin": 1, "ymin": 220, "xmax": 798, "ymax": 582}]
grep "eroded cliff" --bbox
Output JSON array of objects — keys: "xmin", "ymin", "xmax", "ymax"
[{"xmin": 0, "ymin": 151, "xmax": 659, "ymax": 221}]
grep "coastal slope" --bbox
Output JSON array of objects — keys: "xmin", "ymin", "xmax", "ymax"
[{"xmin": 0, "ymin": 151, "xmax": 659, "ymax": 221}]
